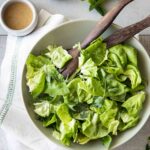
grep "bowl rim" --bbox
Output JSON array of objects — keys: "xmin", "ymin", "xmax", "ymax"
[{"xmin": 21, "ymin": 19, "xmax": 150, "ymax": 149}]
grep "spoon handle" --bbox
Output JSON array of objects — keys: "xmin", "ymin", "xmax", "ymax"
[
  {"xmin": 105, "ymin": 15, "xmax": 150, "ymax": 48},
  {"xmin": 81, "ymin": 0, "xmax": 134, "ymax": 49}
]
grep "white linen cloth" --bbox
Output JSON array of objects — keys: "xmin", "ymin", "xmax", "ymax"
[{"xmin": 0, "ymin": 9, "xmax": 69, "ymax": 150}]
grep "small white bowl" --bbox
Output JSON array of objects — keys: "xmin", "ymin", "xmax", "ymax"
[{"xmin": 0, "ymin": 0, "xmax": 38, "ymax": 36}]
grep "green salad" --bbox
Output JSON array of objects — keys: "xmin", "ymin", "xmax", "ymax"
[{"xmin": 26, "ymin": 38, "xmax": 146, "ymax": 148}]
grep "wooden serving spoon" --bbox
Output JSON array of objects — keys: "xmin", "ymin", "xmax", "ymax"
[
  {"xmin": 61, "ymin": 0, "xmax": 134, "ymax": 78},
  {"xmin": 104, "ymin": 15, "xmax": 150, "ymax": 48}
]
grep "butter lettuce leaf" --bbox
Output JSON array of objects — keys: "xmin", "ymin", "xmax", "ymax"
[
  {"xmin": 124, "ymin": 64, "xmax": 142, "ymax": 89},
  {"xmin": 64, "ymin": 78, "xmax": 81, "ymax": 106},
  {"xmin": 56, "ymin": 104, "xmax": 78, "ymax": 146},
  {"xmin": 123, "ymin": 45, "xmax": 137, "ymax": 66},
  {"xmin": 58, "ymin": 119, "xmax": 78, "ymax": 146},
  {"xmin": 81, "ymin": 58, "xmax": 98, "ymax": 77},
  {"xmin": 122, "ymin": 91, "xmax": 145, "ymax": 116},
  {"xmin": 118, "ymin": 91, "xmax": 145, "ymax": 131},
  {"xmin": 56, "ymin": 104, "xmax": 72, "ymax": 124},
  {"xmin": 81, "ymin": 38, "xmax": 107, "ymax": 66},
  {"xmin": 44, "ymin": 80, "xmax": 69, "ymax": 97},
  {"xmin": 27, "ymin": 70, "xmax": 45, "ymax": 98},
  {"xmin": 77, "ymin": 133, "xmax": 91, "ymax": 144},
  {"xmin": 90, "ymin": 96, "xmax": 104, "ymax": 113},
  {"xmin": 109, "ymin": 44, "xmax": 127, "ymax": 68},
  {"xmin": 106, "ymin": 75, "xmax": 129, "ymax": 97},
  {"xmin": 73, "ymin": 110, "xmax": 92, "ymax": 121},
  {"xmin": 78, "ymin": 77, "xmax": 104, "ymax": 96},
  {"xmin": 43, "ymin": 64, "xmax": 69, "ymax": 96},
  {"xmin": 82, "ymin": 113, "xmax": 109, "ymax": 139},
  {"xmin": 26, "ymin": 54, "xmax": 52, "ymax": 98},
  {"xmin": 34, "ymin": 101, "xmax": 55, "ymax": 117},
  {"xmin": 99, "ymin": 100, "xmax": 119, "ymax": 135},
  {"xmin": 102, "ymin": 135, "xmax": 112, "ymax": 148},
  {"xmin": 26, "ymin": 54, "xmax": 52, "ymax": 68},
  {"xmin": 47, "ymin": 46, "xmax": 72, "ymax": 68},
  {"xmin": 119, "ymin": 114, "xmax": 139, "ymax": 131},
  {"xmin": 64, "ymin": 78, "xmax": 93, "ymax": 106},
  {"xmin": 43, "ymin": 114, "xmax": 57, "ymax": 127}
]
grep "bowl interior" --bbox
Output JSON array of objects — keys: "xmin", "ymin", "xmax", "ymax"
[{"xmin": 22, "ymin": 20, "xmax": 150, "ymax": 150}]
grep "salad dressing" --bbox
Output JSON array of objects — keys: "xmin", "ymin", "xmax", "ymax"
[{"xmin": 3, "ymin": 2, "xmax": 33, "ymax": 30}]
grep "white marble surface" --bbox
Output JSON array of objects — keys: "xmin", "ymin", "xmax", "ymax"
[{"xmin": 0, "ymin": 0, "xmax": 150, "ymax": 35}]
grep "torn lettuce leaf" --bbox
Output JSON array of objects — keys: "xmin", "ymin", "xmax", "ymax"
[
  {"xmin": 56, "ymin": 104, "xmax": 72, "ymax": 124},
  {"xmin": 64, "ymin": 78, "xmax": 82, "ymax": 106},
  {"xmin": 44, "ymin": 80, "xmax": 69, "ymax": 97},
  {"xmin": 78, "ymin": 77, "xmax": 104, "ymax": 96},
  {"xmin": 43, "ymin": 114, "xmax": 57, "ymax": 127},
  {"xmin": 26, "ymin": 64, "xmax": 35, "ymax": 80},
  {"xmin": 81, "ymin": 38, "xmax": 107, "ymax": 66},
  {"xmin": 73, "ymin": 110, "xmax": 92, "ymax": 121},
  {"xmin": 118, "ymin": 91, "xmax": 145, "ymax": 131},
  {"xmin": 77, "ymin": 87, "xmax": 93, "ymax": 103},
  {"xmin": 109, "ymin": 44, "xmax": 137, "ymax": 67},
  {"xmin": 89, "ymin": 96, "xmax": 104, "ymax": 113},
  {"xmin": 122, "ymin": 91, "xmax": 145, "ymax": 116},
  {"xmin": 34, "ymin": 101, "xmax": 55, "ymax": 117},
  {"xmin": 119, "ymin": 114, "xmax": 139, "ymax": 131},
  {"xmin": 64, "ymin": 78, "xmax": 93, "ymax": 106},
  {"xmin": 58, "ymin": 119, "xmax": 78, "ymax": 146},
  {"xmin": 43, "ymin": 64, "xmax": 69, "ymax": 97},
  {"xmin": 100, "ymin": 108, "xmax": 118, "ymax": 127},
  {"xmin": 46, "ymin": 46, "xmax": 72, "ymax": 68},
  {"xmin": 26, "ymin": 54, "xmax": 53, "ymax": 98},
  {"xmin": 102, "ymin": 135, "xmax": 112, "ymax": 148},
  {"xmin": 56, "ymin": 104, "xmax": 79, "ymax": 146},
  {"xmin": 109, "ymin": 44, "xmax": 127, "ymax": 68},
  {"xmin": 76, "ymin": 133, "xmax": 91, "ymax": 144},
  {"xmin": 82, "ymin": 113, "xmax": 109, "ymax": 139},
  {"xmin": 124, "ymin": 64, "xmax": 142, "ymax": 89},
  {"xmin": 42, "ymin": 64, "xmax": 64, "ymax": 82},
  {"xmin": 26, "ymin": 54, "xmax": 52, "ymax": 68},
  {"xmin": 108, "ymin": 120, "xmax": 119, "ymax": 135},
  {"xmin": 27, "ymin": 70, "xmax": 46, "ymax": 98},
  {"xmin": 123, "ymin": 45, "xmax": 137, "ymax": 66},
  {"xmin": 107, "ymin": 53, "xmax": 123, "ymax": 72},
  {"xmin": 99, "ymin": 99, "xmax": 119, "ymax": 135},
  {"xmin": 81, "ymin": 58, "xmax": 98, "ymax": 77},
  {"xmin": 103, "ymin": 52, "xmax": 124, "ymax": 75},
  {"xmin": 105, "ymin": 74, "xmax": 129, "ymax": 97}
]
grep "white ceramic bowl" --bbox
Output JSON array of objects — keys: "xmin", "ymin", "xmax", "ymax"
[
  {"xmin": 22, "ymin": 20, "xmax": 150, "ymax": 150},
  {"xmin": 0, "ymin": 0, "xmax": 38, "ymax": 36}
]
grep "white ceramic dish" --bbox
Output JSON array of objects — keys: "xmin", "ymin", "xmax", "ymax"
[
  {"xmin": 22, "ymin": 20, "xmax": 150, "ymax": 150},
  {"xmin": 0, "ymin": 0, "xmax": 38, "ymax": 36}
]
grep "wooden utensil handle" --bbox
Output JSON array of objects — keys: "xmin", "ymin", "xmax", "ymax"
[
  {"xmin": 62, "ymin": 0, "xmax": 133, "ymax": 78},
  {"xmin": 81, "ymin": 0, "xmax": 134, "ymax": 49},
  {"xmin": 105, "ymin": 15, "xmax": 150, "ymax": 48}
]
